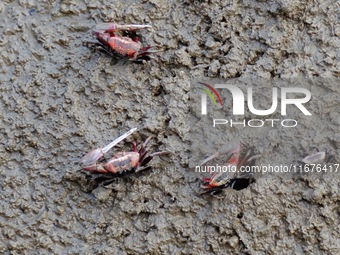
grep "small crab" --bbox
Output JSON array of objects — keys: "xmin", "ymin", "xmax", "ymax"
[
  {"xmin": 200, "ymin": 143, "xmax": 258, "ymax": 195},
  {"xmin": 84, "ymin": 23, "xmax": 154, "ymax": 63},
  {"xmin": 80, "ymin": 128, "xmax": 168, "ymax": 178},
  {"xmin": 299, "ymin": 148, "xmax": 334, "ymax": 165}
]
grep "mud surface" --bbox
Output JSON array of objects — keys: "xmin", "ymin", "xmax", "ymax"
[{"xmin": 0, "ymin": 0, "xmax": 339, "ymax": 254}]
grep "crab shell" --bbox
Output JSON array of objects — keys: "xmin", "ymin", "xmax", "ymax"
[
  {"xmin": 82, "ymin": 152, "xmax": 140, "ymax": 175},
  {"xmin": 202, "ymin": 172, "xmax": 231, "ymax": 189},
  {"xmin": 94, "ymin": 31, "xmax": 142, "ymax": 59}
]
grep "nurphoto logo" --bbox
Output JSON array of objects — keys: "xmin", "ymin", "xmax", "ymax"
[{"xmin": 199, "ymin": 82, "xmax": 312, "ymax": 128}]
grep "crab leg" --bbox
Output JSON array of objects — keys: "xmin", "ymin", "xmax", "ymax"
[
  {"xmin": 139, "ymin": 151, "xmax": 169, "ymax": 169},
  {"xmin": 80, "ymin": 127, "xmax": 137, "ymax": 168}
]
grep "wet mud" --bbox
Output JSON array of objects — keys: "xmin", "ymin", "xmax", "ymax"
[{"xmin": 0, "ymin": 0, "xmax": 339, "ymax": 254}]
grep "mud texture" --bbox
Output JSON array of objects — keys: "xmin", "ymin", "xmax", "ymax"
[{"xmin": 0, "ymin": 0, "xmax": 339, "ymax": 254}]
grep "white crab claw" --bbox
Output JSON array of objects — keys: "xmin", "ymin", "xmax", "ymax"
[
  {"xmin": 200, "ymin": 142, "xmax": 241, "ymax": 166},
  {"xmin": 101, "ymin": 127, "xmax": 137, "ymax": 154},
  {"xmin": 80, "ymin": 127, "xmax": 137, "ymax": 167}
]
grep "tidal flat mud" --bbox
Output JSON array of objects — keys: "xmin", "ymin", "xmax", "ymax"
[{"xmin": 0, "ymin": 0, "xmax": 339, "ymax": 254}]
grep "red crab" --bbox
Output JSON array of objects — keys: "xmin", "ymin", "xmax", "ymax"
[
  {"xmin": 200, "ymin": 143, "xmax": 258, "ymax": 195},
  {"xmin": 80, "ymin": 128, "xmax": 168, "ymax": 177},
  {"xmin": 85, "ymin": 23, "xmax": 153, "ymax": 63}
]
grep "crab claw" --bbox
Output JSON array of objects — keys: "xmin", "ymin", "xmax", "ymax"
[
  {"xmin": 302, "ymin": 151, "xmax": 326, "ymax": 164},
  {"xmin": 80, "ymin": 128, "xmax": 137, "ymax": 169},
  {"xmin": 200, "ymin": 143, "xmax": 241, "ymax": 166},
  {"xmin": 94, "ymin": 23, "xmax": 152, "ymax": 34},
  {"xmin": 116, "ymin": 24, "xmax": 152, "ymax": 31}
]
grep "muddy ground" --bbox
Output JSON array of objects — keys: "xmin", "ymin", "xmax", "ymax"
[{"xmin": 0, "ymin": 0, "xmax": 339, "ymax": 254}]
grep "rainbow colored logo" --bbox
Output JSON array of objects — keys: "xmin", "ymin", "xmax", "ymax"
[{"xmin": 198, "ymin": 82, "xmax": 223, "ymax": 106}]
